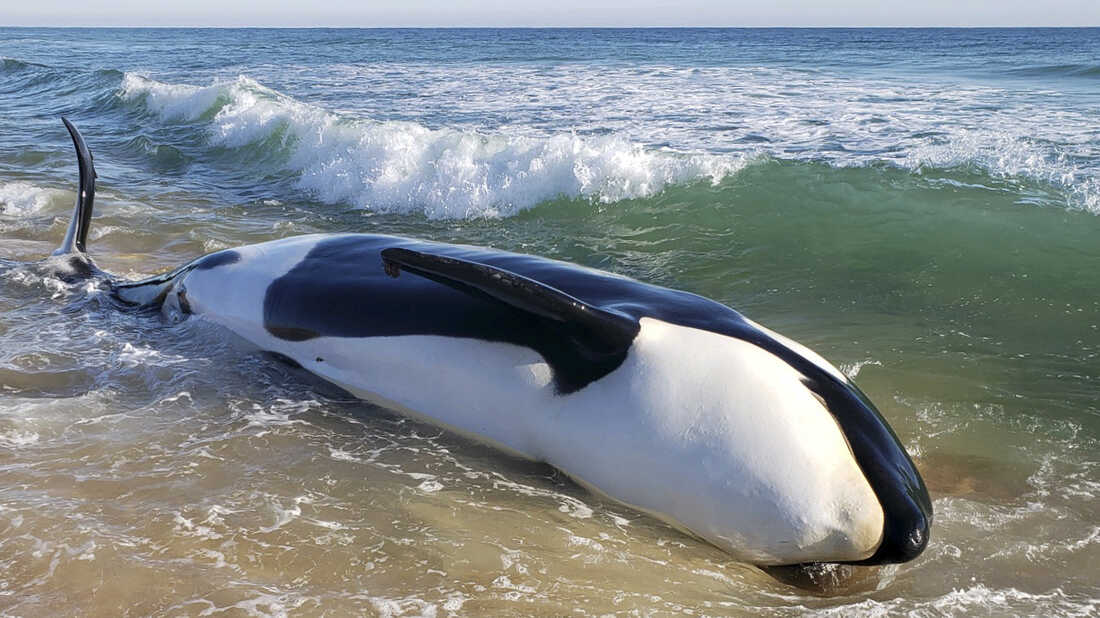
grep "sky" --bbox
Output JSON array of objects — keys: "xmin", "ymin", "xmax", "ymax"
[{"xmin": 3, "ymin": 0, "xmax": 1099, "ymax": 28}]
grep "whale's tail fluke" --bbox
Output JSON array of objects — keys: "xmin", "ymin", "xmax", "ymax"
[{"xmin": 53, "ymin": 117, "xmax": 96, "ymax": 256}]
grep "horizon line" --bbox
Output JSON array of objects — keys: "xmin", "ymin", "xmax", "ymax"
[{"xmin": 3, "ymin": 24, "xmax": 1100, "ymax": 29}]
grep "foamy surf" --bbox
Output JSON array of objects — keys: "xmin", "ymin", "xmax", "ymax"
[
  {"xmin": 0, "ymin": 182, "xmax": 66, "ymax": 216},
  {"xmin": 115, "ymin": 68, "xmax": 1100, "ymax": 217},
  {"xmin": 902, "ymin": 130, "xmax": 1100, "ymax": 214},
  {"xmin": 118, "ymin": 73, "xmax": 744, "ymax": 218}
]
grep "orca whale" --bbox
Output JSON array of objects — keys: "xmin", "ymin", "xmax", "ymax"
[{"xmin": 49, "ymin": 118, "xmax": 931, "ymax": 567}]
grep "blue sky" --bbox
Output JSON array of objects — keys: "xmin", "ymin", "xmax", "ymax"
[{"xmin": 4, "ymin": 0, "xmax": 1099, "ymax": 27}]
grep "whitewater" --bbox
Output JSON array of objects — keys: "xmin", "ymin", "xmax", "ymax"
[{"xmin": 107, "ymin": 60, "xmax": 1100, "ymax": 218}]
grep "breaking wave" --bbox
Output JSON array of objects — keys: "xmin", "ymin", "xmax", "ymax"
[
  {"xmin": 114, "ymin": 69, "xmax": 1100, "ymax": 217},
  {"xmin": 118, "ymin": 74, "xmax": 744, "ymax": 218},
  {"xmin": 0, "ymin": 182, "xmax": 65, "ymax": 216}
]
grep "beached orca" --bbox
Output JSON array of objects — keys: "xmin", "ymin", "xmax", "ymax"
[{"xmin": 50, "ymin": 118, "xmax": 931, "ymax": 567}]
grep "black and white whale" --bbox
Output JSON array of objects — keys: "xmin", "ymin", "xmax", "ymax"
[{"xmin": 50, "ymin": 118, "xmax": 931, "ymax": 567}]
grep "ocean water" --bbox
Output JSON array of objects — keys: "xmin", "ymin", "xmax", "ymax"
[{"xmin": 0, "ymin": 27, "xmax": 1098, "ymax": 615}]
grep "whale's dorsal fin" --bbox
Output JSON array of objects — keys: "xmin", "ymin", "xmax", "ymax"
[
  {"xmin": 54, "ymin": 117, "xmax": 97, "ymax": 256},
  {"xmin": 381, "ymin": 246, "xmax": 640, "ymax": 384}
]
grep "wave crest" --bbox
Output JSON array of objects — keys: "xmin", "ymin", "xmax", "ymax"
[
  {"xmin": 902, "ymin": 131, "xmax": 1099, "ymax": 214},
  {"xmin": 0, "ymin": 182, "xmax": 65, "ymax": 216},
  {"xmin": 118, "ymin": 73, "xmax": 744, "ymax": 218}
]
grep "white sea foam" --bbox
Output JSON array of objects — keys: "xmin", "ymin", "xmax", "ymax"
[
  {"xmin": 0, "ymin": 182, "xmax": 64, "ymax": 216},
  {"xmin": 0, "ymin": 429, "xmax": 39, "ymax": 447},
  {"xmin": 315, "ymin": 62, "xmax": 1099, "ymax": 211},
  {"xmin": 119, "ymin": 73, "xmax": 743, "ymax": 218},
  {"xmin": 116, "ymin": 342, "xmax": 187, "ymax": 367},
  {"xmin": 258, "ymin": 496, "xmax": 306, "ymax": 534},
  {"xmin": 2, "ymin": 267, "xmax": 70, "ymax": 299},
  {"xmin": 839, "ymin": 359, "xmax": 881, "ymax": 379},
  {"xmin": 492, "ymin": 478, "xmax": 594, "ymax": 519},
  {"xmin": 813, "ymin": 585, "xmax": 1098, "ymax": 616},
  {"xmin": 172, "ymin": 512, "xmax": 222, "ymax": 541},
  {"xmin": 365, "ymin": 594, "xmax": 445, "ymax": 618},
  {"xmin": 262, "ymin": 63, "xmax": 1100, "ymax": 212},
  {"xmin": 904, "ymin": 129, "xmax": 1100, "ymax": 213},
  {"xmin": 114, "ymin": 64, "xmax": 1100, "ymax": 216}
]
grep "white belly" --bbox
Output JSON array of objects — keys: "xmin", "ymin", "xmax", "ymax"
[{"xmin": 204, "ymin": 311, "xmax": 883, "ymax": 565}]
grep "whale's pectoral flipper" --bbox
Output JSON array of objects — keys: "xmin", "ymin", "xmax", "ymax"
[
  {"xmin": 381, "ymin": 247, "xmax": 640, "ymax": 348},
  {"xmin": 381, "ymin": 247, "xmax": 640, "ymax": 392}
]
